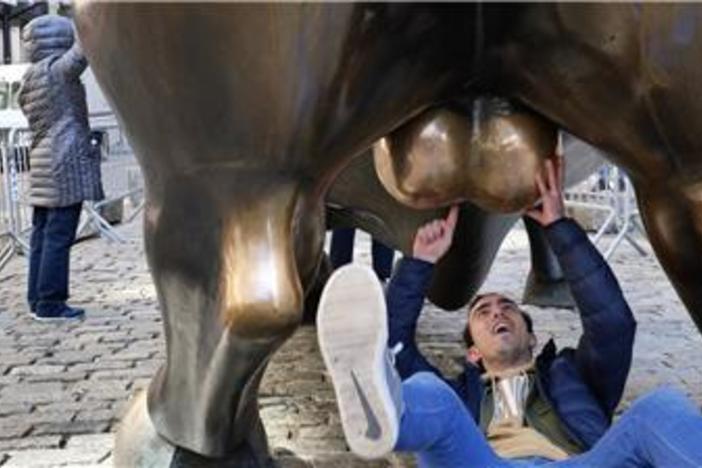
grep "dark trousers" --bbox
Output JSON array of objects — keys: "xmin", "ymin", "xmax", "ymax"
[
  {"xmin": 329, "ymin": 228, "xmax": 395, "ymax": 281},
  {"xmin": 27, "ymin": 203, "xmax": 82, "ymax": 313}
]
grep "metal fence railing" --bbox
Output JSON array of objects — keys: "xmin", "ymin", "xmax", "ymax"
[
  {"xmin": 0, "ymin": 128, "xmax": 31, "ymax": 270},
  {"xmin": 565, "ymin": 164, "xmax": 647, "ymax": 260},
  {"xmin": 0, "ymin": 119, "xmax": 143, "ymax": 272},
  {"xmin": 77, "ymin": 121, "xmax": 143, "ymax": 242}
]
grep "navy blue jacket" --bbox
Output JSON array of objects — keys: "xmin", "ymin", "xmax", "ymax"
[{"xmin": 387, "ymin": 218, "xmax": 636, "ymax": 449}]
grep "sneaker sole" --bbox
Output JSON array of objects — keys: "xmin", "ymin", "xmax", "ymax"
[{"xmin": 317, "ymin": 264, "xmax": 398, "ymax": 459}]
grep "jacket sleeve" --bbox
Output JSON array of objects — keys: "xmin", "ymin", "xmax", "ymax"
[
  {"xmin": 386, "ymin": 257, "xmax": 446, "ymax": 381},
  {"xmin": 51, "ymin": 41, "xmax": 88, "ymax": 79},
  {"xmin": 545, "ymin": 218, "xmax": 636, "ymax": 416}
]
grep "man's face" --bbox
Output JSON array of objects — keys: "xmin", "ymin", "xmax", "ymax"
[{"xmin": 467, "ymin": 293, "xmax": 534, "ymax": 367}]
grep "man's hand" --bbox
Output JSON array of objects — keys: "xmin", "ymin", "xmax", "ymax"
[
  {"xmin": 525, "ymin": 154, "xmax": 565, "ymax": 227},
  {"xmin": 412, "ymin": 206, "xmax": 459, "ymax": 264}
]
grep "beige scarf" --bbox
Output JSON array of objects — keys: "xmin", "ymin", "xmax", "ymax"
[{"xmin": 483, "ymin": 361, "xmax": 570, "ymax": 461}]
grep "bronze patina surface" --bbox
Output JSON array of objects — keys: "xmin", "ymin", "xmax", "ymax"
[
  {"xmin": 74, "ymin": 2, "xmax": 702, "ymax": 465},
  {"xmin": 373, "ymin": 97, "xmax": 557, "ymax": 212},
  {"xmin": 74, "ymin": 2, "xmax": 479, "ymax": 462},
  {"xmin": 484, "ymin": 3, "xmax": 702, "ymax": 332}
]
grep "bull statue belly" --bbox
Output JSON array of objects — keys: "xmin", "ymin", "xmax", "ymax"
[{"xmin": 74, "ymin": 3, "xmax": 702, "ymax": 465}]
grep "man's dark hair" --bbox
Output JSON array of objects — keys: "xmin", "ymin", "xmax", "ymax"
[{"xmin": 462, "ymin": 293, "xmax": 534, "ymax": 348}]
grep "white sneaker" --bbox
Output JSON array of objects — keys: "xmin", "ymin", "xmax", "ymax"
[{"xmin": 317, "ymin": 264, "xmax": 403, "ymax": 459}]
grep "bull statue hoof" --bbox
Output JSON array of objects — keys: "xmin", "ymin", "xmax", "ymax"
[
  {"xmin": 114, "ymin": 391, "xmax": 272, "ymax": 468},
  {"xmin": 114, "ymin": 392, "xmax": 174, "ymax": 467}
]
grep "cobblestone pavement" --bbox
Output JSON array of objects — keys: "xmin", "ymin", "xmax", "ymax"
[{"xmin": 0, "ymin": 216, "xmax": 700, "ymax": 467}]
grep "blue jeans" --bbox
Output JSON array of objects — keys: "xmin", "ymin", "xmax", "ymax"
[
  {"xmin": 27, "ymin": 204, "xmax": 82, "ymax": 314},
  {"xmin": 396, "ymin": 372, "xmax": 702, "ymax": 468},
  {"xmin": 329, "ymin": 228, "xmax": 394, "ymax": 281}
]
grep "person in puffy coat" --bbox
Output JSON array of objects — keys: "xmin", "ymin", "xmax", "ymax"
[{"xmin": 19, "ymin": 14, "xmax": 103, "ymax": 320}]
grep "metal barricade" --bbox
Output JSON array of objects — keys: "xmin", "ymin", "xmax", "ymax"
[
  {"xmin": 599, "ymin": 166, "xmax": 647, "ymax": 259},
  {"xmin": 564, "ymin": 167, "xmax": 617, "ymax": 246},
  {"xmin": 565, "ymin": 164, "xmax": 647, "ymax": 260},
  {"xmin": 0, "ymin": 138, "xmax": 14, "ymax": 270},
  {"xmin": 0, "ymin": 119, "xmax": 144, "ymax": 272},
  {"xmin": 0, "ymin": 127, "xmax": 31, "ymax": 270},
  {"xmin": 77, "ymin": 122, "xmax": 143, "ymax": 242}
]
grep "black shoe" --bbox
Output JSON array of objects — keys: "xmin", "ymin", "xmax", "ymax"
[{"xmin": 32, "ymin": 305, "xmax": 85, "ymax": 322}]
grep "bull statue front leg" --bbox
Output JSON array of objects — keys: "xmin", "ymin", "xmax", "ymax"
[
  {"xmin": 116, "ymin": 173, "xmax": 323, "ymax": 466},
  {"xmin": 145, "ymin": 175, "xmax": 322, "ymax": 455}
]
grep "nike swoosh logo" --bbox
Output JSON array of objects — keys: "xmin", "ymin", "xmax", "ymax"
[{"xmin": 350, "ymin": 370, "xmax": 382, "ymax": 441}]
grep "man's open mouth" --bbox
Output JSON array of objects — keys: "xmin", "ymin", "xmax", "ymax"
[{"xmin": 492, "ymin": 323, "xmax": 511, "ymax": 335}]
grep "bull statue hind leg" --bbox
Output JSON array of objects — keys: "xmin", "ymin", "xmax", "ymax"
[{"xmin": 491, "ymin": 2, "xmax": 702, "ymax": 333}]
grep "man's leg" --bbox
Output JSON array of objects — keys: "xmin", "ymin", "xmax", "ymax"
[
  {"xmin": 559, "ymin": 387, "xmax": 702, "ymax": 468},
  {"xmin": 396, "ymin": 372, "xmax": 507, "ymax": 468},
  {"xmin": 27, "ymin": 206, "xmax": 48, "ymax": 313},
  {"xmin": 317, "ymin": 264, "xmax": 510, "ymax": 467},
  {"xmin": 317, "ymin": 264, "xmax": 401, "ymax": 459},
  {"xmin": 371, "ymin": 239, "xmax": 394, "ymax": 282},
  {"xmin": 35, "ymin": 203, "xmax": 84, "ymax": 319},
  {"xmin": 329, "ymin": 228, "xmax": 355, "ymax": 269}
]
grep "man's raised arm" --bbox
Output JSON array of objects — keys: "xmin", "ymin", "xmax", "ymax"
[
  {"xmin": 387, "ymin": 206, "xmax": 458, "ymax": 380},
  {"xmin": 527, "ymin": 156, "xmax": 636, "ymax": 417}
]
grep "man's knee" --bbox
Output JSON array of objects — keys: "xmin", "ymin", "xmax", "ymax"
[
  {"xmin": 403, "ymin": 372, "xmax": 461, "ymax": 409},
  {"xmin": 630, "ymin": 387, "xmax": 694, "ymax": 416},
  {"xmin": 404, "ymin": 371, "xmax": 446, "ymax": 388}
]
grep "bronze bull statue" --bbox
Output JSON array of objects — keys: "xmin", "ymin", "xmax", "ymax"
[{"xmin": 73, "ymin": 3, "xmax": 702, "ymax": 466}]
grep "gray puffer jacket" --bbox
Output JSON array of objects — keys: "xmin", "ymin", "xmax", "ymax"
[{"xmin": 19, "ymin": 15, "xmax": 103, "ymax": 208}]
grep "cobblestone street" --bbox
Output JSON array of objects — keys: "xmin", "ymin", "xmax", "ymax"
[{"xmin": 0, "ymin": 216, "xmax": 700, "ymax": 467}]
